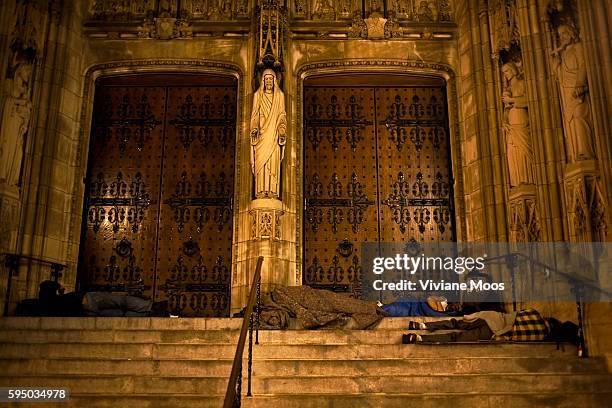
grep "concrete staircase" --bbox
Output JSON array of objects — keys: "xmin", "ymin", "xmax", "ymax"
[{"xmin": 0, "ymin": 317, "xmax": 611, "ymax": 407}]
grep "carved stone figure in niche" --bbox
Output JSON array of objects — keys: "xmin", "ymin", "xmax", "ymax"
[
  {"xmin": 313, "ymin": 0, "xmax": 335, "ymax": 20},
  {"xmin": 369, "ymin": 0, "xmax": 383, "ymax": 14},
  {"xmin": 159, "ymin": 0, "xmax": 173, "ymax": 16},
  {"xmin": 392, "ymin": 0, "xmax": 412, "ymax": 19},
  {"xmin": 417, "ymin": 1, "xmax": 433, "ymax": 22},
  {"xmin": 0, "ymin": 62, "xmax": 33, "ymax": 187},
  {"xmin": 338, "ymin": 0, "xmax": 352, "ymax": 18},
  {"xmin": 501, "ymin": 62, "xmax": 535, "ymax": 187},
  {"xmin": 250, "ymin": 69, "xmax": 287, "ymax": 200},
  {"xmin": 551, "ymin": 24, "xmax": 595, "ymax": 162}
]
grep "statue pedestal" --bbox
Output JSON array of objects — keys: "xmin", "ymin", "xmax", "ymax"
[
  {"xmin": 564, "ymin": 160, "xmax": 597, "ymax": 181},
  {"xmin": 508, "ymin": 184, "xmax": 539, "ymax": 242},
  {"xmin": 249, "ymin": 198, "xmax": 284, "ymax": 241},
  {"xmin": 231, "ymin": 198, "xmax": 295, "ymax": 314},
  {"xmin": 562, "ymin": 160, "xmax": 606, "ymax": 241}
]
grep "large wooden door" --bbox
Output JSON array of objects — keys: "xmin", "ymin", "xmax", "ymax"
[
  {"xmin": 303, "ymin": 77, "xmax": 455, "ymax": 296},
  {"xmin": 78, "ymin": 74, "xmax": 236, "ymax": 317}
]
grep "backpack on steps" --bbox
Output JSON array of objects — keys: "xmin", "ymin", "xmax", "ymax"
[{"xmin": 545, "ymin": 318, "xmax": 580, "ymax": 347}]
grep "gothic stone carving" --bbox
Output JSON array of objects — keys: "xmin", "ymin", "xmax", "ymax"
[
  {"xmin": 0, "ymin": 0, "xmax": 45, "ymax": 187},
  {"xmin": 348, "ymin": 10, "xmax": 367, "ymax": 38},
  {"xmin": 547, "ymin": 0, "xmax": 595, "ymax": 162},
  {"xmin": 365, "ymin": 11, "xmax": 387, "ymax": 39},
  {"xmin": 509, "ymin": 195, "xmax": 540, "ymax": 243},
  {"xmin": 138, "ymin": 10, "xmax": 192, "ymax": 39},
  {"xmin": 566, "ymin": 175, "xmax": 607, "ymax": 242},
  {"xmin": 0, "ymin": 195, "xmax": 20, "ymax": 251},
  {"xmin": 0, "ymin": 63, "xmax": 33, "ymax": 187},
  {"xmin": 250, "ymin": 207, "xmax": 283, "ymax": 240},
  {"xmin": 250, "ymin": 69, "xmax": 287, "ymax": 200},
  {"xmin": 348, "ymin": 10, "xmax": 403, "ymax": 39},
  {"xmin": 502, "ymin": 61, "xmax": 535, "ymax": 187},
  {"xmin": 256, "ymin": 0, "xmax": 286, "ymax": 68},
  {"xmin": 90, "ymin": 0, "xmax": 246, "ymax": 21},
  {"xmin": 488, "ymin": 0, "xmax": 520, "ymax": 56}
]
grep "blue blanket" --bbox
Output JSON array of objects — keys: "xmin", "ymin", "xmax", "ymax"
[{"xmin": 382, "ymin": 301, "xmax": 449, "ymax": 317}]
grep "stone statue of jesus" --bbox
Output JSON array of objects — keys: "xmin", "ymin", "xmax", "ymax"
[{"xmin": 250, "ymin": 69, "xmax": 287, "ymax": 199}]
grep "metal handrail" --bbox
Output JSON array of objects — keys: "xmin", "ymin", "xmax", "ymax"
[
  {"xmin": 484, "ymin": 252, "xmax": 612, "ymax": 297},
  {"xmin": 2, "ymin": 252, "xmax": 66, "ymax": 316},
  {"xmin": 223, "ymin": 256, "xmax": 263, "ymax": 408}
]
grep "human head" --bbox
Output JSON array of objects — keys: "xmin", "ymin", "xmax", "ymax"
[
  {"xmin": 39, "ymin": 280, "xmax": 62, "ymax": 303},
  {"xmin": 552, "ymin": 0, "xmax": 564, "ymax": 12},
  {"xmin": 501, "ymin": 62, "xmax": 518, "ymax": 81},
  {"xmin": 14, "ymin": 62, "xmax": 33, "ymax": 85},
  {"xmin": 557, "ymin": 24, "xmax": 577, "ymax": 47},
  {"xmin": 262, "ymin": 69, "xmax": 276, "ymax": 92}
]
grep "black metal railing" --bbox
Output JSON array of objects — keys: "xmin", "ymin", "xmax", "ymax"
[
  {"xmin": 482, "ymin": 252, "xmax": 612, "ymax": 359},
  {"xmin": 223, "ymin": 256, "xmax": 263, "ymax": 408},
  {"xmin": 2, "ymin": 253, "xmax": 66, "ymax": 316}
]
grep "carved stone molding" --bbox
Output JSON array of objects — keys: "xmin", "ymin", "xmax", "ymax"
[
  {"xmin": 295, "ymin": 0, "xmax": 454, "ymax": 23},
  {"xmin": 86, "ymin": 0, "xmax": 250, "ymax": 38},
  {"xmin": 88, "ymin": 0, "xmax": 249, "ymax": 22}
]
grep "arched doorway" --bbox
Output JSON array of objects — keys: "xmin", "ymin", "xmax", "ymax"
[
  {"xmin": 77, "ymin": 74, "xmax": 237, "ymax": 317},
  {"xmin": 302, "ymin": 74, "xmax": 456, "ymax": 296}
]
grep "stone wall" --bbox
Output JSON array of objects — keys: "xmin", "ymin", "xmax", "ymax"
[{"xmin": 0, "ymin": 0, "xmax": 609, "ymax": 360}]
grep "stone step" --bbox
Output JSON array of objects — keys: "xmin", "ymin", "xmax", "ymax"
[
  {"xmin": 9, "ymin": 392, "xmax": 612, "ymax": 408},
  {"xmin": 0, "ymin": 356, "xmax": 606, "ymax": 377},
  {"xmin": 0, "ymin": 317, "xmax": 242, "ymax": 331},
  {"xmin": 239, "ymin": 392, "xmax": 612, "ymax": 408},
  {"xmin": 0, "ymin": 342, "xmax": 579, "ymax": 360},
  {"xmin": 0, "ymin": 329, "xmax": 433, "ymax": 345},
  {"xmin": 1, "ymin": 373, "xmax": 610, "ymax": 395},
  {"xmin": 0, "ymin": 316, "xmax": 446, "ymax": 331},
  {"xmin": 153, "ymin": 342, "xmax": 578, "ymax": 360}
]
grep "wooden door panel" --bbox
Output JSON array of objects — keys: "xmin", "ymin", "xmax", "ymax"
[
  {"xmin": 80, "ymin": 85, "xmax": 166, "ymax": 297},
  {"xmin": 156, "ymin": 85, "xmax": 236, "ymax": 317},
  {"xmin": 303, "ymin": 87, "xmax": 378, "ymax": 295},
  {"xmin": 375, "ymin": 87, "xmax": 454, "ymax": 244},
  {"xmin": 79, "ymin": 76, "xmax": 236, "ymax": 317},
  {"xmin": 303, "ymin": 83, "xmax": 455, "ymax": 296}
]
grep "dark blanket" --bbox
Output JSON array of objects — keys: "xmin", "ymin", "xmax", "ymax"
[{"xmin": 258, "ymin": 286, "xmax": 386, "ymax": 330}]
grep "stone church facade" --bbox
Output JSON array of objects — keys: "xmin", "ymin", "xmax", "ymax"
[{"xmin": 0, "ymin": 0, "xmax": 610, "ymax": 359}]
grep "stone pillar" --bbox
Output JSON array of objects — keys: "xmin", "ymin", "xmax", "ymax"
[
  {"xmin": 455, "ymin": 0, "xmax": 509, "ymax": 242},
  {"xmin": 0, "ymin": 185, "xmax": 20, "ymax": 314},
  {"xmin": 230, "ymin": 1, "xmax": 298, "ymax": 314}
]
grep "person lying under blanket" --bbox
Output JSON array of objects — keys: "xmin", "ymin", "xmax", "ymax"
[{"xmin": 402, "ymin": 308, "xmax": 549, "ymax": 343}]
